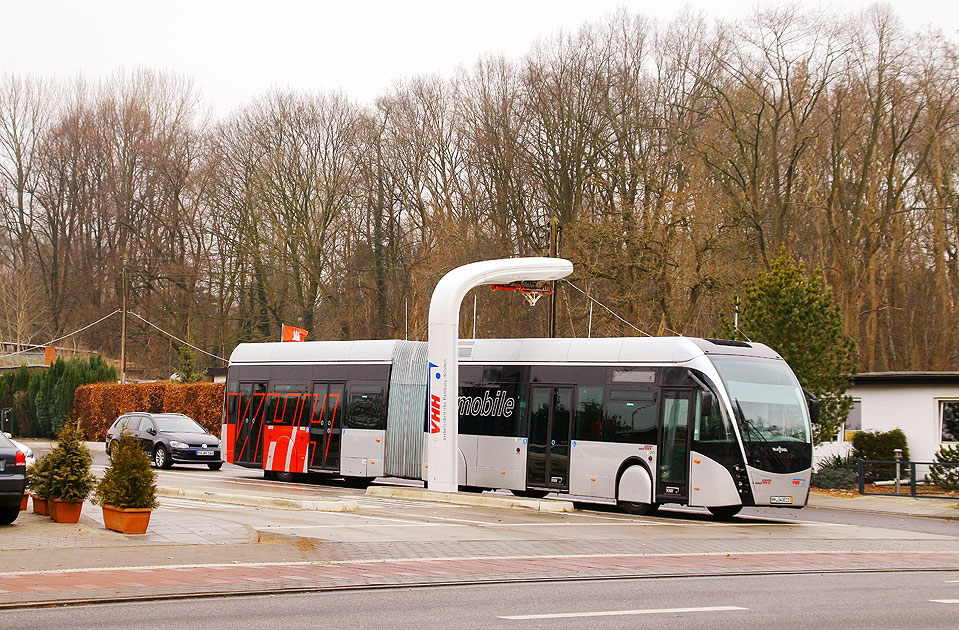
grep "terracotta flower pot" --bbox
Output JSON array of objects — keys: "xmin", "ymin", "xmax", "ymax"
[
  {"xmin": 52, "ymin": 499, "xmax": 84, "ymax": 523},
  {"xmin": 20, "ymin": 494, "xmax": 28, "ymax": 511},
  {"xmin": 101, "ymin": 505, "xmax": 152, "ymax": 534},
  {"xmin": 32, "ymin": 495, "xmax": 49, "ymax": 516}
]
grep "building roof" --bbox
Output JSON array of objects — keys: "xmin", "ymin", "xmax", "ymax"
[{"xmin": 854, "ymin": 371, "xmax": 959, "ymax": 386}]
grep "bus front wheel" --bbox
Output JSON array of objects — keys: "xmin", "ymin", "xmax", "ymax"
[
  {"xmin": 619, "ymin": 500, "xmax": 659, "ymax": 516},
  {"xmin": 707, "ymin": 505, "xmax": 743, "ymax": 519}
]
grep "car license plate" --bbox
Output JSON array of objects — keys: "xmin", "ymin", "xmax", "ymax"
[
  {"xmin": 770, "ymin": 496, "xmax": 793, "ymax": 504},
  {"xmin": 196, "ymin": 450, "xmax": 214, "ymax": 456}
]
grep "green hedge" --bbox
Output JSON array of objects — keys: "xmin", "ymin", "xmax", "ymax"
[
  {"xmin": 0, "ymin": 356, "xmax": 116, "ymax": 438},
  {"xmin": 852, "ymin": 429, "xmax": 910, "ymax": 461}
]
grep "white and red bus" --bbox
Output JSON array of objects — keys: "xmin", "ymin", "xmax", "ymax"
[{"xmin": 222, "ymin": 337, "xmax": 816, "ymax": 517}]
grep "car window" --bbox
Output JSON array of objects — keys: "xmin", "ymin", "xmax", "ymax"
[
  {"xmin": 138, "ymin": 417, "xmax": 154, "ymax": 433},
  {"xmin": 153, "ymin": 415, "xmax": 207, "ymax": 433},
  {"xmin": 0, "ymin": 432, "xmax": 12, "ymax": 448}
]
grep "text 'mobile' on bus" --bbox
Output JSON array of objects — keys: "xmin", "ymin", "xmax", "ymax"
[{"xmin": 221, "ymin": 337, "xmax": 817, "ymax": 518}]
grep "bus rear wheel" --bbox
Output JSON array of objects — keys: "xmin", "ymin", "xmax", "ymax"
[
  {"xmin": 619, "ymin": 500, "xmax": 659, "ymax": 516},
  {"xmin": 707, "ymin": 505, "xmax": 743, "ymax": 519},
  {"xmin": 275, "ymin": 471, "xmax": 297, "ymax": 482},
  {"xmin": 342, "ymin": 476, "xmax": 373, "ymax": 489}
]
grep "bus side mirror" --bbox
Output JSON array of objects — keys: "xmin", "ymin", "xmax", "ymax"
[
  {"xmin": 700, "ymin": 391, "xmax": 714, "ymax": 418},
  {"xmin": 803, "ymin": 388, "xmax": 820, "ymax": 425}
]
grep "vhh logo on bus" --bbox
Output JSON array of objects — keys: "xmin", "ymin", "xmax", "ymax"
[{"xmin": 428, "ymin": 362, "xmax": 441, "ymax": 434}]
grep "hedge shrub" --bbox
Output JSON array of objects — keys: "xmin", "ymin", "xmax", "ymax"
[
  {"xmin": 811, "ymin": 453, "xmax": 858, "ymax": 489},
  {"xmin": 851, "ymin": 429, "xmax": 910, "ymax": 462},
  {"xmin": 852, "ymin": 429, "xmax": 909, "ymax": 482},
  {"xmin": 0, "ymin": 356, "xmax": 115, "ymax": 437},
  {"xmin": 74, "ymin": 382, "xmax": 225, "ymax": 440}
]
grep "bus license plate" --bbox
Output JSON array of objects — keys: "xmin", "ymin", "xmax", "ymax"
[
  {"xmin": 770, "ymin": 496, "xmax": 792, "ymax": 504},
  {"xmin": 196, "ymin": 450, "xmax": 213, "ymax": 456}
]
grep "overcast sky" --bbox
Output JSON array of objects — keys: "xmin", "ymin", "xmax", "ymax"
[{"xmin": 3, "ymin": 1, "xmax": 956, "ymax": 117}]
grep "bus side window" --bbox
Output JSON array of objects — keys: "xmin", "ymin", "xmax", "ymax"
[
  {"xmin": 604, "ymin": 390, "xmax": 657, "ymax": 445},
  {"xmin": 225, "ymin": 383, "xmax": 239, "ymax": 424},
  {"xmin": 346, "ymin": 386, "xmax": 386, "ymax": 429},
  {"xmin": 574, "ymin": 386, "xmax": 604, "ymax": 441},
  {"xmin": 694, "ymin": 390, "xmax": 733, "ymax": 443}
]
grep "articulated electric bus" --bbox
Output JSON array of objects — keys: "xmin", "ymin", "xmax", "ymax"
[{"xmin": 222, "ymin": 337, "xmax": 816, "ymax": 517}]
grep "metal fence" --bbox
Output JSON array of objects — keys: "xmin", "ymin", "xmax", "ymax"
[{"xmin": 858, "ymin": 459, "xmax": 959, "ymax": 499}]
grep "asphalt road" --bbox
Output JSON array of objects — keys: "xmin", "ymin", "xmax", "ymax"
[{"xmin": 8, "ymin": 571, "xmax": 959, "ymax": 629}]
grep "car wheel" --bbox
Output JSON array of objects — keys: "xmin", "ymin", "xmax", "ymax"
[
  {"xmin": 0, "ymin": 506, "xmax": 20, "ymax": 525},
  {"xmin": 619, "ymin": 500, "xmax": 659, "ymax": 516},
  {"xmin": 707, "ymin": 505, "xmax": 743, "ymax": 519},
  {"xmin": 153, "ymin": 445, "xmax": 173, "ymax": 469},
  {"xmin": 207, "ymin": 462, "xmax": 223, "ymax": 471}
]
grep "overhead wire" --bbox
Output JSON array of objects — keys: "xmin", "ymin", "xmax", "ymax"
[
  {"xmin": 0, "ymin": 309, "xmax": 228, "ymax": 364},
  {"xmin": 0, "ymin": 310, "xmax": 121, "ymax": 361},
  {"xmin": 562, "ymin": 280, "xmax": 654, "ymax": 337},
  {"xmin": 128, "ymin": 312, "xmax": 229, "ymax": 362}
]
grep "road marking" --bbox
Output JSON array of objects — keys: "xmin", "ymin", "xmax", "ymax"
[
  {"xmin": 500, "ymin": 605, "xmax": 748, "ymax": 620},
  {"xmin": 930, "ymin": 599, "xmax": 959, "ymax": 604}
]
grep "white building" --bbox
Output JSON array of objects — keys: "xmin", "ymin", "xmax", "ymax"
[{"xmin": 820, "ymin": 372, "xmax": 959, "ymax": 464}]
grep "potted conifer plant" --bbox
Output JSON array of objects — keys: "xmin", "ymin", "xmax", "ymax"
[
  {"xmin": 27, "ymin": 454, "xmax": 53, "ymax": 516},
  {"xmin": 47, "ymin": 423, "xmax": 96, "ymax": 523},
  {"xmin": 92, "ymin": 431, "xmax": 159, "ymax": 534}
]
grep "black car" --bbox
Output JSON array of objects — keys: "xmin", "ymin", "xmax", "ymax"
[
  {"xmin": 0, "ymin": 431, "xmax": 27, "ymax": 525},
  {"xmin": 105, "ymin": 412, "xmax": 222, "ymax": 470}
]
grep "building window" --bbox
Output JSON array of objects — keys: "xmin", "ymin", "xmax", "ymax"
[
  {"xmin": 840, "ymin": 398, "xmax": 862, "ymax": 441},
  {"xmin": 941, "ymin": 401, "xmax": 959, "ymax": 443}
]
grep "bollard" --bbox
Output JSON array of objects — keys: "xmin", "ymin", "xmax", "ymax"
[{"xmin": 894, "ymin": 448, "xmax": 903, "ymax": 495}]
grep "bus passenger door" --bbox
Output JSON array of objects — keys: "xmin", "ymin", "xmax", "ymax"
[
  {"xmin": 309, "ymin": 383, "xmax": 343, "ymax": 471},
  {"xmin": 236, "ymin": 382, "xmax": 267, "ymax": 467},
  {"xmin": 527, "ymin": 386, "xmax": 573, "ymax": 492},
  {"xmin": 657, "ymin": 389, "xmax": 694, "ymax": 503}
]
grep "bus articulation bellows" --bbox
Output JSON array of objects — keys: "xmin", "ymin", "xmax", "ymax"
[{"xmin": 222, "ymin": 337, "xmax": 815, "ymax": 517}]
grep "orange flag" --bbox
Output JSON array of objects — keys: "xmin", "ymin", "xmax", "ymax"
[{"xmin": 281, "ymin": 324, "xmax": 308, "ymax": 342}]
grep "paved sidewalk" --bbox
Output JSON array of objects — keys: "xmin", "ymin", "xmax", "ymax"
[
  {"xmin": 807, "ymin": 491, "xmax": 959, "ymax": 519},
  {"xmin": 2, "ymin": 546, "xmax": 957, "ymax": 609}
]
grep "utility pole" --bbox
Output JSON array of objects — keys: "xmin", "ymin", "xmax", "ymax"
[
  {"xmin": 549, "ymin": 217, "xmax": 560, "ymax": 338},
  {"xmin": 121, "ymin": 254, "xmax": 127, "ymax": 384}
]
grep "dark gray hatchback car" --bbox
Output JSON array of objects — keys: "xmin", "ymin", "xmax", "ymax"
[
  {"xmin": 0, "ymin": 431, "xmax": 27, "ymax": 524},
  {"xmin": 105, "ymin": 412, "xmax": 222, "ymax": 470}
]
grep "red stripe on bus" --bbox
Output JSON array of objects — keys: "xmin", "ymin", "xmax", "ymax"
[
  {"xmin": 311, "ymin": 393, "xmax": 329, "ymax": 468},
  {"xmin": 254, "ymin": 394, "xmax": 278, "ymax": 468},
  {"xmin": 324, "ymin": 394, "xmax": 340, "ymax": 462},
  {"xmin": 237, "ymin": 392, "xmax": 265, "ymax": 461}
]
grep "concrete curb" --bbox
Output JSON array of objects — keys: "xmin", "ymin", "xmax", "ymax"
[
  {"xmin": 366, "ymin": 485, "xmax": 575, "ymax": 512},
  {"xmin": 157, "ymin": 487, "xmax": 358, "ymax": 512}
]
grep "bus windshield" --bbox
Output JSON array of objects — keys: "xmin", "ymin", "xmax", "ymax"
[{"xmin": 710, "ymin": 356, "xmax": 810, "ymax": 443}]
